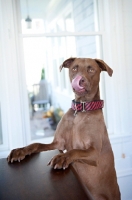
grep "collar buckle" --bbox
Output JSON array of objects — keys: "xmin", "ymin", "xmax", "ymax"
[{"xmin": 81, "ymin": 101, "xmax": 86, "ymax": 112}]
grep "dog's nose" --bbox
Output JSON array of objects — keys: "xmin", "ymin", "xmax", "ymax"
[
  {"xmin": 79, "ymin": 77, "xmax": 85, "ymax": 87},
  {"xmin": 71, "ymin": 75, "xmax": 85, "ymax": 92}
]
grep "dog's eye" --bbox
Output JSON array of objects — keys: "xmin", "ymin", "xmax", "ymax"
[
  {"xmin": 72, "ymin": 66, "xmax": 78, "ymax": 71},
  {"xmin": 89, "ymin": 68, "xmax": 94, "ymax": 72},
  {"xmin": 87, "ymin": 67, "xmax": 94, "ymax": 73}
]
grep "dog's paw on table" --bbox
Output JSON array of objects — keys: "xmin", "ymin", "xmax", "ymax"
[
  {"xmin": 48, "ymin": 153, "xmax": 71, "ymax": 170},
  {"xmin": 7, "ymin": 148, "xmax": 29, "ymax": 163}
]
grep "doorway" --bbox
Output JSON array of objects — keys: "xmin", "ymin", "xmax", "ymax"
[{"xmin": 19, "ymin": 0, "xmax": 103, "ymax": 143}]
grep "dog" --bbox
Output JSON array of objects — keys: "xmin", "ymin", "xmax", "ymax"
[{"xmin": 7, "ymin": 58, "xmax": 121, "ymax": 200}]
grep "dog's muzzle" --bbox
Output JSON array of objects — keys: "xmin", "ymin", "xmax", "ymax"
[{"xmin": 72, "ymin": 75, "xmax": 86, "ymax": 93}]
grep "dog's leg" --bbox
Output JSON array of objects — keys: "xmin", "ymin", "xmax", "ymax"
[
  {"xmin": 7, "ymin": 141, "xmax": 61, "ymax": 163},
  {"xmin": 48, "ymin": 147, "xmax": 98, "ymax": 169}
]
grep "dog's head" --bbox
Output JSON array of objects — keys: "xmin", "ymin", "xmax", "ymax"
[{"xmin": 60, "ymin": 58, "xmax": 113, "ymax": 101}]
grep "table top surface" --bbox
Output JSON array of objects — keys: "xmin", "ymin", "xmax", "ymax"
[{"xmin": 0, "ymin": 150, "xmax": 91, "ymax": 200}]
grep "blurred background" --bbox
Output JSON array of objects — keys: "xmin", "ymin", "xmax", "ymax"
[{"xmin": 0, "ymin": 0, "xmax": 132, "ymax": 199}]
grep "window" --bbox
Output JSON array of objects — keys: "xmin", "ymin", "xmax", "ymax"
[
  {"xmin": 19, "ymin": 0, "xmax": 103, "ymax": 143},
  {"xmin": 0, "ymin": 0, "xmax": 104, "ymax": 156}
]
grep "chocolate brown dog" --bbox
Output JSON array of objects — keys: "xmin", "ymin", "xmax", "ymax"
[{"xmin": 7, "ymin": 58, "xmax": 121, "ymax": 200}]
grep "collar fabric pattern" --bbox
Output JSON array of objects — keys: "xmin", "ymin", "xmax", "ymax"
[{"xmin": 71, "ymin": 100, "xmax": 104, "ymax": 112}]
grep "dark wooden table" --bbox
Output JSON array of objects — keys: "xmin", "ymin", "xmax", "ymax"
[{"xmin": 0, "ymin": 150, "xmax": 92, "ymax": 200}]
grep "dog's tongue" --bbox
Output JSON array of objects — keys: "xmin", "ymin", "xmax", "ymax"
[{"xmin": 72, "ymin": 75, "xmax": 84, "ymax": 92}]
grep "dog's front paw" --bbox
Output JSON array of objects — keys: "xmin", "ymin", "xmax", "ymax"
[
  {"xmin": 48, "ymin": 153, "xmax": 72, "ymax": 170},
  {"xmin": 7, "ymin": 148, "xmax": 28, "ymax": 163}
]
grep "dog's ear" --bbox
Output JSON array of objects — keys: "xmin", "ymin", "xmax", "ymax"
[
  {"xmin": 95, "ymin": 59, "xmax": 113, "ymax": 77},
  {"xmin": 60, "ymin": 57, "xmax": 76, "ymax": 72}
]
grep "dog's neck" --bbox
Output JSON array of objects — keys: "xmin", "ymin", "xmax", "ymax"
[
  {"xmin": 71, "ymin": 99, "xmax": 104, "ymax": 115},
  {"xmin": 72, "ymin": 89, "xmax": 103, "ymax": 115},
  {"xmin": 74, "ymin": 88, "xmax": 100, "ymax": 102}
]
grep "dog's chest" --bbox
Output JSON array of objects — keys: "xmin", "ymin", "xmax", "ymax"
[
  {"xmin": 65, "ymin": 112, "xmax": 97, "ymax": 150},
  {"xmin": 61, "ymin": 109, "xmax": 104, "ymax": 151}
]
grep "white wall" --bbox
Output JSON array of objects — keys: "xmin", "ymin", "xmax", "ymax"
[
  {"xmin": 0, "ymin": 0, "xmax": 30, "ymax": 154},
  {"xmin": 99, "ymin": 0, "xmax": 132, "ymax": 199}
]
